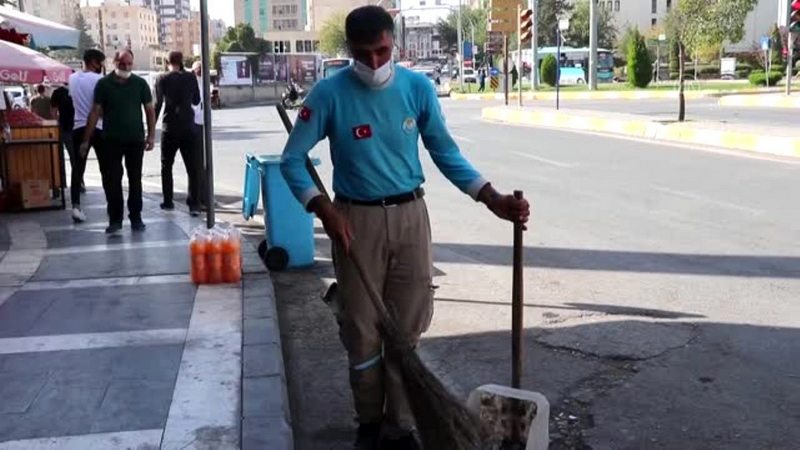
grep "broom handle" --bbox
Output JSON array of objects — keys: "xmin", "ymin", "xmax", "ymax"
[
  {"xmin": 275, "ymin": 103, "xmax": 394, "ymax": 324},
  {"xmin": 511, "ymin": 190, "xmax": 524, "ymax": 389}
]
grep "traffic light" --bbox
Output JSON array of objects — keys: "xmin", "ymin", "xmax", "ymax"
[
  {"xmin": 519, "ymin": 9, "xmax": 533, "ymax": 44},
  {"xmin": 792, "ymin": 0, "xmax": 800, "ymax": 32}
]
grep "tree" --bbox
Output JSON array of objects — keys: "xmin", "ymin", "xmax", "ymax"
[
  {"xmin": 74, "ymin": 11, "xmax": 96, "ymax": 58},
  {"xmin": 537, "ymin": 0, "xmax": 572, "ymax": 47},
  {"xmin": 436, "ymin": 7, "xmax": 488, "ymax": 53},
  {"xmin": 666, "ymin": 0, "xmax": 758, "ymax": 121},
  {"xmin": 319, "ymin": 12, "xmax": 347, "ymax": 57},
  {"xmin": 563, "ymin": 0, "xmax": 617, "ymax": 49},
  {"xmin": 627, "ymin": 28, "xmax": 652, "ymax": 88},
  {"xmin": 214, "ymin": 24, "xmax": 269, "ymax": 73},
  {"xmin": 769, "ymin": 24, "xmax": 785, "ymax": 71},
  {"xmin": 541, "ymin": 54, "xmax": 558, "ymax": 86}
]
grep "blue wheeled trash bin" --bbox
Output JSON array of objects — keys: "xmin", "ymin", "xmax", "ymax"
[{"xmin": 242, "ymin": 154, "xmax": 320, "ymax": 271}]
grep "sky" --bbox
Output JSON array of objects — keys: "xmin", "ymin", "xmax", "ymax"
[{"xmin": 83, "ymin": 1, "xmax": 235, "ymax": 26}]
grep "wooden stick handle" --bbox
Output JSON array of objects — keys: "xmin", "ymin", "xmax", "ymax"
[{"xmin": 511, "ymin": 190, "xmax": 524, "ymax": 389}]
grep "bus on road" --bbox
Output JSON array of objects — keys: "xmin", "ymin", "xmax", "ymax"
[
  {"xmin": 511, "ymin": 46, "xmax": 615, "ymax": 84},
  {"xmin": 320, "ymin": 58, "xmax": 352, "ymax": 78}
]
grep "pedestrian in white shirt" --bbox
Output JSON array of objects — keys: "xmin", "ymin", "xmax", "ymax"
[{"xmin": 67, "ymin": 49, "xmax": 105, "ymax": 223}]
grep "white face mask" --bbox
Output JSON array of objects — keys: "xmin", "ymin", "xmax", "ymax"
[
  {"xmin": 353, "ymin": 59, "xmax": 394, "ymax": 88},
  {"xmin": 116, "ymin": 69, "xmax": 131, "ymax": 79}
]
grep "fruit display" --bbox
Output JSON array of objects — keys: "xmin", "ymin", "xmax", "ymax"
[{"xmin": 5, "ymin": 109, "xmax": 44, "ymax": 128}]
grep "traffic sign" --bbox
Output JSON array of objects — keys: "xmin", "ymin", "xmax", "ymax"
[
  {"xmin": 488, "ymin": 0, "xmax": 526, "ymax": 33},
  {"xmin": 761, "ymin": 36, "xmax": 771, "ymax": 50}
]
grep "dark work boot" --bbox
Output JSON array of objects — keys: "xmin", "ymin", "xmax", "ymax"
[
  {"xmin": 353, "ymin": 423, "xmax": 381, "ymax": 450},
  {"xmin": 380, "ymin": 432, "xmax": 421, "ymax": 450}
]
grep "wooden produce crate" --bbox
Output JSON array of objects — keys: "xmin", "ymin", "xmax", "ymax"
[{"xmin": 1, "ymin": 125, "xmax": 66, "ymax": 211}]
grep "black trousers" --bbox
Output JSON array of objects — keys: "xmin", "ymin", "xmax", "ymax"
[
  {"xmin": 97, "ymin": 138, "xmax": 145, "ymax": 224},
  {"xmin": 161, "ymin": 128, "xmax": 201, "ymax": 209},
  {"xmin": 193, "ymin": 124, "xmax": 208, "ymax": 207},
  {"xmin": 70, "ymin": 127, "xmax": 102, "ymax": 208}
]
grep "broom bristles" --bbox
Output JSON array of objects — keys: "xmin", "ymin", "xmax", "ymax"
[{"xmin": 381, "ymin": 316, "xmax": 487, "ymax": 450}]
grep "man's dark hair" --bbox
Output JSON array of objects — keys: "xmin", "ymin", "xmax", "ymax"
[
  {"xmin": 168, "ymin": 51, "xmax": 184, "ymax": 69},
  {"xmin": 345, "ymin": 6, "xmax": 394, "ymax": 45},
  {"xmin": 83, "ymin": 48, "xmax": 106, "ymax": 66},
  {"xmin": 36, "ymin": 84, "xmax": 45, "ymax": 94}
]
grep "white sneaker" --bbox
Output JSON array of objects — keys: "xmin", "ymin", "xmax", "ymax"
[{"xmin": 72, "ymin": 207, "xmax": 86, "ymax": 223}]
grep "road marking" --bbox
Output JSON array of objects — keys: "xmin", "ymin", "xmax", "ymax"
[
  {"xmin": 652, "ymin": 185, "xmax": 763, "ymax": 215},
  {"xmin": 511, "ymin": 151, "xmax": 577, "ymax": 168},
  {"xmin": 21, "ymin": 274, "xmax": 191, "ymax": 291},
  {"xmin": 451, "ymin": 133, "xmax": 474, "ymax": 143},
  {"xmin": 0, "ymin": 328, "xmax": 187, "ymax": 355},
  {"xmin": 161, "ymin": 284, "xmax": 242, "ymax": 450},
  {"xmin": 0, "ymin": 429, "xmax": 164, "ymax": 450}
]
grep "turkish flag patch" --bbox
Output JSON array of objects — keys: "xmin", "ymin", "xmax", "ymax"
[
  {"xmin": 352, "ymin": 124, "xmax": 372, "ymax": 140},
  {"xmin": 298, "ymin": 106, "xmax": 312, "ymax": 122}
]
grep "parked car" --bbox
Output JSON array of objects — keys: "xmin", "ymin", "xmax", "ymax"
[
  {"xmin": 462, "ymin": 68, "xmax": 477, "ymax": 83},
  {"xmin": 3, "ymin": 87, "xmax": 28, "ymax": 109},
  {"xmin": 412, "ymin": 68, "xmax": 451, "ymax": 97}
]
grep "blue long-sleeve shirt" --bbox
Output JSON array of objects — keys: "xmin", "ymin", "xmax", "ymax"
[{"xmin": 280, "ymin": 65, "xmax": 487, "ymax": 206}]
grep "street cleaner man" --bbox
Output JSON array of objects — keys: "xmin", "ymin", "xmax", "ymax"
[{"xmin": 280, "ymin": 6, "xmax": 530, "ymax": 450}]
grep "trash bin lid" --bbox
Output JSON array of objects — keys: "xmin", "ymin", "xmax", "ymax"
[{"xmin": 256, "ymin": 154, "xmax": 321, "ymax": 166}]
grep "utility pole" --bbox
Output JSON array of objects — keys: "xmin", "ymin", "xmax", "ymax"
[
  {"xmin": 588, "ymin": 0, "xmax": 598, "ymax": 89},
  {"xmin": 531, "ymin": 0, "xmax": 538, "ymax": 90},
  {"xmin": 504, "ymin": 34, "xmax": 509, "ymax": 105},
  {"xmin": 457, "ymin": 0, "xmax": 463, "ymax": 91},
  {"xmin": 517, "ymin": 4, "xmax": 523, "ymax": 106}
]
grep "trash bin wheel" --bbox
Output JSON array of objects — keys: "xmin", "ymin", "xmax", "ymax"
[
  {"xmin": 257, "ymin": 240, "xmax": 268, "ymax": 259},
  {"xmin": 265, "ymin": 246, "xmax": 289, "ymax": 271}
]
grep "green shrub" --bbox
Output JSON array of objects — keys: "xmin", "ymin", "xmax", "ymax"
[
  {"xmin": 626, "ymin": 28, "xmax": 652, "ymax": 88},
  {"xmin": 541, "ymin": 55, "xmax": 558, "ymax": 87},
  {"xmin": 748, "ymin": 70, "xmax": 784, "ymax": 86}
]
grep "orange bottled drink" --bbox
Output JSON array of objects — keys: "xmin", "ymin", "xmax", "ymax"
[
  {"xmin": 222, "ymin": 227, "xmax": 242, "ymax": 283},
  {"xmin": 206, "ymin": 230, "xmax": 224, "ymax": 284},
  {"xmin": 189, "ymin": 231, "xmax": 208, "ymax": 284}
]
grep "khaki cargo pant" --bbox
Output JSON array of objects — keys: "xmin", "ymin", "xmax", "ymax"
[{"xmin": 332, "ymin": 197, "xmax": 434, "ymax": 432}]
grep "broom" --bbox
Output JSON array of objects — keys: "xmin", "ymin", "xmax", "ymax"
[{"xmin": 276, "ymin": 104, "xmax": 486, "ymax": 449}]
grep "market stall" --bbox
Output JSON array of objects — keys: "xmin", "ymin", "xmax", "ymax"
[
  {"xmin": 0, "ymin": 39, "xmax": 72, "ymax": 211},
  {"xmin": 0, "ymin": 5, "xmax": 79, "ymax": 50}
]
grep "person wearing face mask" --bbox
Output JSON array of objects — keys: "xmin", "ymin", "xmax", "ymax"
[
  {"xmin": 67, "ymin": 49, "xmax": 106, "ymax": 223},
  {"xmin": 280, "ymin": 6, "xmax": 530, "ymax": 450},
  {"xmin": 81, "ymin": 49, "xmax": 156, "ymax": 235}
]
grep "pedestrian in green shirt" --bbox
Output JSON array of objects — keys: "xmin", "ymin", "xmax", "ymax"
[{"xmin": 81, "ymin": 49, "xmax": 156, "ymax": 235}]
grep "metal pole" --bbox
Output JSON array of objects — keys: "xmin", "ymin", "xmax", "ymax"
[
  {"xmin": 504, "ymin": 34, "xmax": 509, "ymax": 105},
  {"xmin": 788, "ymin": 32, "xmax": 794, "ymax": 95},
  {"xmin": 531, "ymin": 0, "xmax": 538, "ymax": 90},
  {"xmin": 511, "ymin": 190, "xmax": 524, "ymax": 389},
  {"xmin": 588, "ymin": 0, "xmax": 598, "ymax": 90},
  {"xmin": 200, "ymin": 0, "xmax": 215, "ymax": 228},
  {"xmin": 556, "ymin": 26, "xmax": 561, "ymax": 110},
  {"xmin": 517, "ymin": 4, "xmax": 523, "ymax": 107},
  {"xmin": 457, "ymin": 1, "xmax": 463, "ymax": 91},
  {"xmin": 656, "ymin": 44, "xmax": 661, "ymax": 84}
]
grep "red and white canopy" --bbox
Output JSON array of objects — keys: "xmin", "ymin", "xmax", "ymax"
[{"xmin": 0, "ymin": 39, "xmax": 72, "ymax": 85}]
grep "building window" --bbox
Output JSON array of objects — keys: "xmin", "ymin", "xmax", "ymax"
[
  {"xmin": 313, "ymin": 40, "xmax": 319, "ymax": 52},
  {"xmin": 607, "ymin": 1, "xmax": 612, "ymax": 9},
  {"xmin": 304, "ymin": 40, "xmax": 313, "ymax": 52},
  {"xmin": 666, "ymin": 0, "xmax": 672, "ymax": 9},
  {"xmin": 651, "ymin": 18, "xmax": 657, "ymax": 26},
  {"xmin": 615, "ymin": 0, "xmax": 619, "ymax": 11},
  {"xmin": 651, "ymin": 0, "xmax": 656, "ymax": 14},
  {"xmin": 296, "ymin": 40, "xmax": 303, "ymax": 52},
  {"xmin": 419, "ymin": 0, "xmax": 425, "ymax": 5}
]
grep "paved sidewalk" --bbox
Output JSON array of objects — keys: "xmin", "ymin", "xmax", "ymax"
[
  {"xmin": 451, "ymin": 86, "xmax": 777, "ymax": 102},
  {"xmin": 482, "ymin": 105, "xmax": 800, "ymax": 158},
  {"xmin": 0, "ymin": 187, "xmax": 290, "ymax": 449}
]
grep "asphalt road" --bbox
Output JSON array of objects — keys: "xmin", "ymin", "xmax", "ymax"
[
  {"xmin": 142, "ymin": 101, "xmax": 799, "ymax": 449},
  {"xmin": 532, "ymin": 96, "xmax": 796, "ymax": 128}
]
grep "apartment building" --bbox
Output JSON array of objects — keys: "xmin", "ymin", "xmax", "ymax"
[
  {"xmin": 82, "ymin": 0, "xmax": 163, "ymax": 70},
  {"xmin": 165, "ymin": 11, "xmax": 226, "ymax": 57},
  {"xmin": 129, "ymin": 0, "xmax": 191, "ymax": 45},
  {"xmin": 18, "ymin": 0, "xmax": 79, "ymax": 26},
  {"xmin": 234, "ymin": 0, "xmax": 307, "ymax": 35},
  {"xmin": 597, "ymin": 0, "xmax": 783, "ymax": 52}
]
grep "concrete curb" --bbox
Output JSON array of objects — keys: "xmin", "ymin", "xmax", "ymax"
[
  {"xmin": 451, "ymin": 88, "xmax": 770, "ymax": 102},
  {"xmin": 718, "ymin": 93, "xmax": 800, "ymax": 108},
  {"xmin": 481, "ymin": 106, "xmax": 800, "ymax": 159}
]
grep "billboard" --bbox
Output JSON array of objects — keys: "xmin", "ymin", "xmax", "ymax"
[
  {"xmin": 256, "ymin": 54, "xmax": 319, "ymax": 87},
  {"xmin": 219, "ymin": 55, "xmax": 252, "ymax": 86}
]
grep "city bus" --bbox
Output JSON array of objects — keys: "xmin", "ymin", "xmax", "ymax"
[
  {"xmin": 320, "ymin": 58, "xmax": 352, "ymax": 78},
  {"xmin": 510, "ymin": 47, "xmax": 615, "ymax": 83}
]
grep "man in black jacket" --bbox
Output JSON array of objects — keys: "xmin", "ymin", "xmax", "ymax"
[{"xmin": 155, "ymin": 51, "xmax": 201, "ymax": 215}]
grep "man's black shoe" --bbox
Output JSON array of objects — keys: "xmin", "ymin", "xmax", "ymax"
[
  {"xmin": 105, "ymin": 223, "xmax": 122, "ymax": 235},
  {"xmin": 131, "ymin": 219, "xmax": 147, "ymax": 232},
  {"xmin": 189, "ymin": 209, "xmax": 201, "ymax": 217},
  {"xmin": 353, "ymin": 423, "xmax": 381, "ymax": 450},
  {"xmin": 380, "ymin": 432, "xmax": 421, "ymax": 450},
  {"xmin": 160, "ymin": 202, "xmax": 175, "ymax": 211}
]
